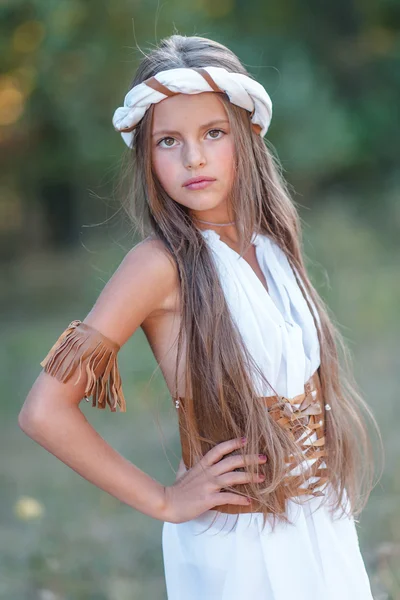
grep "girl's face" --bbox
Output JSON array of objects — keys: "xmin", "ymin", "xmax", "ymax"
[{"xmin": 151, "ymin": 92, "xmax": 236, "ymax": 220}]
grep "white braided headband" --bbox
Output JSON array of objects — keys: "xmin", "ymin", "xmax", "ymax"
[{"xmin": 112, "ymin": 66, "xmax": 273, "ymax": 148}]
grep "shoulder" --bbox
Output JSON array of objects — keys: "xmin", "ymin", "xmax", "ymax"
[
  {"xmin": 113, "ymin": 234, "xmax": 179, "ymax": 306},
  {"xmin": 124, "ymin": 234, "xmax": 177, "ymax": 278},
  {"xmin": 23, "ymin": 235, "xmax": 181, "ymax": 414},
  {"xmin": 81, "ymin": 235, "xmax": 179, "ymax": 347}
]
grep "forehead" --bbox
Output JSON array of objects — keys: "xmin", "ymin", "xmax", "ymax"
[{"xmin": 151, "ymin": 92, "xmax": 228, "ymax": 131}]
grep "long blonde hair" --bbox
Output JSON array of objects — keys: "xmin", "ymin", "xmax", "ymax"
[{"xmin": 116, "ymin": 34, "xmax": 383, "ymax": 531}]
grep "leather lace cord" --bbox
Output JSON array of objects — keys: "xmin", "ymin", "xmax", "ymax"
[{"xmin": 173, "ymin": 369, "xmax": 330, "ymax": 514}]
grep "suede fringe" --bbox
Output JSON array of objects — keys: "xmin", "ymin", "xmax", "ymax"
[{"xmin": 40, "ymin": 319, "xmax": 126, "ymax": 412}]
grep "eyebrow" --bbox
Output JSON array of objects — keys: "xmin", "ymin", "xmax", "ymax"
[{"xmin": 152, "ymin": 118, "xmax": 230, "ymax": 138}]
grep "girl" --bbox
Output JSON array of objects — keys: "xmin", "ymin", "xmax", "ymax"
[{"xmin": 19, "ymin": 34, "xmax": 382, "ymax": 599}]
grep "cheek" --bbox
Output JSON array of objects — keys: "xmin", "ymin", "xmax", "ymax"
[
  {"xmin": 152, "ymin": 151, "xmax": 179, "ymax": 191},
  {"xmin": 213, "ymin": 138, "xmax": 236, "ymax": 178}
]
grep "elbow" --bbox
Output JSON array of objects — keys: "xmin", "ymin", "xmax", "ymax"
[
  {"xmin": 18, "ymin": 396, "xmax": 50, "ymax": 438},
  {"xmin": 18, "ymin": 394, "xmax": 80, "ymax": 439},
  {"xmin": 18, "ymin": 373, "xmax": 84, "ymax": 438},
  {"xmin": 18, "ymin": 405, "xmax": 42, "ymax": 437}
]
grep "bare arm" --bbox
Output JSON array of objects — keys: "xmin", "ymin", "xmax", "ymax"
[
  {"xmin": 18, "ymin": 239, "xmax": 178, "ymax": 521},
  {"xmin": 19, "ymin": 237, "xmax": 266, "ymax": 523}
]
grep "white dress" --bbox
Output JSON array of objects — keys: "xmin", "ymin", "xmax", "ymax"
[{"xmin": 162, "ymin": 229, "xmax": 373, "ymax": 600}]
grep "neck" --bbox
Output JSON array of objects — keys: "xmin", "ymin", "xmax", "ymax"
[
  {"xmin": 191, "ymin": 212, "xmax": 240, "ymax": 243},
  {"xmin": 193, "ymin": 217, "xmax": 235, "ymax": 226}
]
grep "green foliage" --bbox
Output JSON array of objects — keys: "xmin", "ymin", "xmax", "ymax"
[{"xmin": 0, "ymin": 0, "xmax": 399, "ymax": 225}]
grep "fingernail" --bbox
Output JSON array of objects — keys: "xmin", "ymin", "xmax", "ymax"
[
  {"xmin": 241, "ymin": 437, "xmax": 247, "ymax": 444},
  {"xmin": 246, "ymin": 497, "xmax": 252, "ymax": 504},
  {"xmin": 258, "ymin": 454, "xmax": 267, "ymax": 460}
]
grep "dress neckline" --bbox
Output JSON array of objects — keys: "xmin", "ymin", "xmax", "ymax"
[
  {"xmin": 201, "ymin": 229, "xmax": 301, "ymax": 335},
  {"xmin": 199, "ymin": 228, "xmax": 263, "ymax": 249},
  {"xmin": 199, "ymin": 228, "xmax": 282, "ymax": 314}
]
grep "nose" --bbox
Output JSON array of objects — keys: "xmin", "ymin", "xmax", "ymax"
[{"xmin": 183, "ymin": 140, "xmax": 206, "ymax": 170}]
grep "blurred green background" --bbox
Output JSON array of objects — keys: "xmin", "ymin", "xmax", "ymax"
[{"xmin": 1, "ymin": 0, "xmax": 399, "ymax": 598}]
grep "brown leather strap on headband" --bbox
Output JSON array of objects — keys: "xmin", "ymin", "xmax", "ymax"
[
  {"xmin": 145, "ymin": 69, "xmax": 224, "ymax": 96},
  {"xmin": 251, "ymin": 123, "xmax": 262, "ymax": 135},
  {"xmin": 121, "ymin": 69, "xmax": 262, "ymax": 136},
  {"xmin": 194, "ymin": 68, "xmax": 261, "ymax": 135},
  {"xmin": 119, "ymin": 76, "xmax": 179, "ymax": 132},
  {"xmin": 193, "ymin": 67, "xmax": 224, "ymax": 92},
  {"xmin": 144, "ymin": 76, "xmax": 179, "ymax": 97}
]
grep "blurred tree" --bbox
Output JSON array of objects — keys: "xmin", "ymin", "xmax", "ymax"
[{"xmin": 0, "ymin": 0, "xmax": 399, "ymax": 254}]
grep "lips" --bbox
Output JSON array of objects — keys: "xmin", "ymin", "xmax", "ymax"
[{"xmin": 183, "ymin": 176, "xmax": 216, "ymax": 187}]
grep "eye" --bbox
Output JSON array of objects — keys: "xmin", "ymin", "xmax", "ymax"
[
  {"xmin": 157, "ymin": 137, "xmax": 176, "ymax": 148},
  {"xmin": 207, "ymin": 129, "xmax": 225, "ymax": 139},
  {"xmin": 156, "ymin": 129, "xmax": 225, "ymax": 148}
]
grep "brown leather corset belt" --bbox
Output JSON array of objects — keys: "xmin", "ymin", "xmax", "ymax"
[
  {"xmin": 172, "ymin": 368, "xmax": 330, "ymax": 514},
  {"xmin": 39, "ymin": 321, "xmax": 330, "ymax": 516}
]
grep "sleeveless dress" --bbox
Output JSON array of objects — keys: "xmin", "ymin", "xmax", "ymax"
[{"xmin": 162, "ymin": 229, "xmax": 373, "ymax": 600}]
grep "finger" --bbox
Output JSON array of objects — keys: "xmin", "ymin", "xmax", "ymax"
[
  {"xmin": 202, "ymin": 437, "xmax": 247, "ymax": 467},
  {"xmin": 217, "ymin": 471, "xmax": 265, "ymax": 487},
  {"xmin": 212, "ymin": 453, "xmax": 267, "ymax": 476},
  {"xmin": 210, "ymin": 492, "xmax": 252, "ymax": 508}
]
